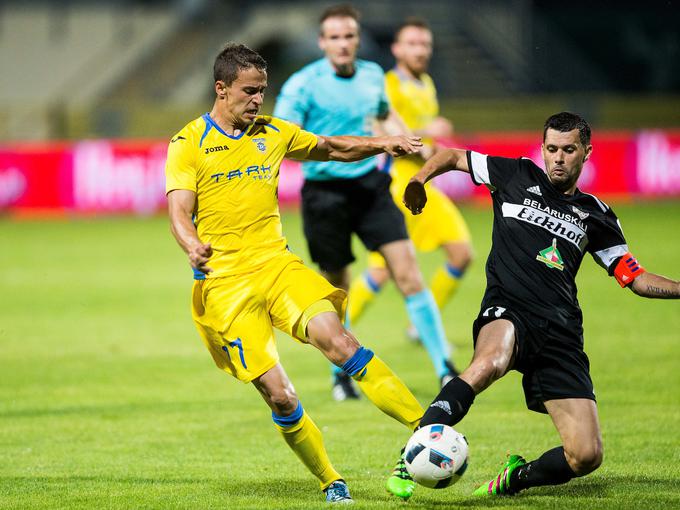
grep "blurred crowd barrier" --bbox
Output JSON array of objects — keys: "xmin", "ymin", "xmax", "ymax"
[{"xmin": 1, "ymin": 130, "xmax": 679, "ymax": 216}]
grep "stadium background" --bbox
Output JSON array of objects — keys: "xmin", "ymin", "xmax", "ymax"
[{"xmin": 1, "ymin": 1, "xmax": 679, "ymax": 509}]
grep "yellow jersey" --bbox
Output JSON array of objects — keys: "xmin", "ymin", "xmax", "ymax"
[
  {"xmin": 165, "ymin": 113, "xmax": 318, "ymax": 278},
  {"xmin": 385, "ymin": 69, "xmax": 439, "ymax": 182}
]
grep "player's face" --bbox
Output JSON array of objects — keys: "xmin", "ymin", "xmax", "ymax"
[
  {"xmin": 542, "ymin": 128, "xmax": 592, "ymax": 194},
  {"xmin": 318, "ymin": 16, "xmax": 360, "ymax": 72},
  {"xmin": 392, "ymin": 26, "xmax": 433, "ymax": 76},
  {"xmin": 220, "ymin": 66, "xmax": 267, "ymax": 126}
]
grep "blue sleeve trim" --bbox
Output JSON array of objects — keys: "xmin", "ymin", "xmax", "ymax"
[
  {"xmin": 272, "ymin": 401, "xmax": 304, "ymax": 427},
  {"xmin": 341, "ymin": 347, "xmax": 374, "ymax": 377},
  {"xmin": 265, "ymin": 123, "xmax": 280, "ymax": 132}
]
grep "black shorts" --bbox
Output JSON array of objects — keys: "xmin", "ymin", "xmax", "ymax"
[
  {"xmin": 472, "ymin": 297, "xmax": 595, "ymax": 414},
  {"xmin": 301, "ymin": 169, "xmax": 408, "ymax": 272}
]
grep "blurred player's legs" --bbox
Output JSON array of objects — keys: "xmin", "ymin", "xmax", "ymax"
[
  {"xmin": 430, "ymin": 241, "xmax": 473, "ymax": 312},
  {"xmin": 380, "ymin": 239, "xmax": 457, "ymax": 385}
]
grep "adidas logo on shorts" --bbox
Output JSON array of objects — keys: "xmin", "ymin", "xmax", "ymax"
[{"xmin": 526, "ymin": 185, "xmax": 542, "ymax": 196}]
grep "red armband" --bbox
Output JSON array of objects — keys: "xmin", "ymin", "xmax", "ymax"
[{"xmin": 613, "ymin": 253, "xmax": 645, "ymax": 288}]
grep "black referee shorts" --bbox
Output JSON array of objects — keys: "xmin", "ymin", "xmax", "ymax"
[
  {"xmin": 301, "ymin": 169, "xmax": 408, "ymax": 272},
  {"xmin": 472, "ymin": 300, "xmax": 595, "ymax": 414}
]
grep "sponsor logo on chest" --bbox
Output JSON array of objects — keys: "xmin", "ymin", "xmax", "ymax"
[{"xmin": 502, "ymin": 199, "xmax": 589, "ymax": 250}]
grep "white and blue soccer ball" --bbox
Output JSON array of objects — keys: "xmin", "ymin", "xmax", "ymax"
[{"xmin": 403, "ymin": 424, "xmax": 469, "ymax": 489}]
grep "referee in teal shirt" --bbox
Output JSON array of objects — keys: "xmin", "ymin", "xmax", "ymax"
[{"xmin": 274, "ymin": 5, "xmax": 458, "ymax": 400}]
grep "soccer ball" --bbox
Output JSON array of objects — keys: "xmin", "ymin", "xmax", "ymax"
[{"xmin": 403, "ymin": 424, "xmax": 469, "ymax": 489}]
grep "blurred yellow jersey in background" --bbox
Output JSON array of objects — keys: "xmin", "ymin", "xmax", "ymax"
[
  {"xmin": 165, "ymin": 114, "xmax": 318, "ymax": 278},
  {"xmin": 385, "ymin": 69, "xmax": 438, "ymax": 183}
]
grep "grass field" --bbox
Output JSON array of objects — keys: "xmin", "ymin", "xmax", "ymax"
[{"xmin": 1, "ymin": 202, "xmax": 679, "ymax": 509}]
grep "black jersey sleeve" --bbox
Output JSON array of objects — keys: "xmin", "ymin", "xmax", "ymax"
[
  {"xmin": 466, "ymin": 151, "xmax": 523, "ymax": 192},
  {"xmin": 586, "ymin": 202, "xmax": 630, "ymax": 274}
]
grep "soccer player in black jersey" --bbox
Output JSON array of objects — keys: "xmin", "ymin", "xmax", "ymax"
[{"xmin": 386, "ymin": 112, "xmax": 680, "ymax": 499}]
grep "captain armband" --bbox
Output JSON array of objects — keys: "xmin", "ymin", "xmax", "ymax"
[{"xmin": 613, "ymin": 253, "xmax": 646, "ymax": 288}]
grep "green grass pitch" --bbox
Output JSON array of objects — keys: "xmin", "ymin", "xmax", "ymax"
[{"xmin": 1, "ymin": 202, "xmax": 679, "ymax": 509}]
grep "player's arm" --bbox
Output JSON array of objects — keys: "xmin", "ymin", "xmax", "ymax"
[
  {"xmin": 403, "ymin": 148, "xmax": 469, "ymax": 215},
  {"xmin": 375, "ymin": 109, "xmax": 437, "ymax": 160},
  {"xmin": 374, "ymin": 108, "xmax": 411, "ymax": 136},
  {"xmin": 629, "ymin": 271, "xmax": 680, "ymax": 299},
  {"xmin": 306, "ymin": 134, "xmax": 423, "ymax": 162},
  {"xmin": 167, "ymin": 189, "xmax": 213, "ymax": 274}
]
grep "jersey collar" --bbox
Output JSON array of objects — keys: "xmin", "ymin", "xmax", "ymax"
[{"xmin": 202, "ymin": 113, "xmax": 247, "ymax": 140}]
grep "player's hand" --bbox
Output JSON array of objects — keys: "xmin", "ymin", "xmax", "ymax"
[
  {"xmin": 383, "ymin": 135, "xmax": 423, "ymax": 157},
  {"xmin": 189, "ymin": 242, "xmax": 213, "ymax": 274},
  {"xmin": 403, "ymin": 180, "xmax": 427, "ymax": 215}
]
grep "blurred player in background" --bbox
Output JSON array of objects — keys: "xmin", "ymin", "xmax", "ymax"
[
  {"xmin": 165, "ymin": 43, "xmax": 426, "ymax": 503},
  {"xmin": 348, "ymin": 17, "xmax": 473, "ymax": 348},
  {"xmin": 387, "ymin": 111, "xmax": 680, "ymax": 500},
  {"xmin": 274, "ymin": 5, "xmax": 457, "ymax": 400}
]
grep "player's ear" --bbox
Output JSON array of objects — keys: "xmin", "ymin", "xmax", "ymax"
[
  {"xmin": 391, "ymin": 41, "xmax": 399, "ymax": 58},
  {"xmin": 584, "ymin": 144, "xmax": 593, "ymax": 162},
  {"xmin": 215, "ymin": 81, "xmax": 227, "ymax": 99}
]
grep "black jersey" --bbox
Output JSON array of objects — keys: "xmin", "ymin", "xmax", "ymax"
[{"xmin": 467, "ymin": 151, "xmax": 629, "ymax": 327}]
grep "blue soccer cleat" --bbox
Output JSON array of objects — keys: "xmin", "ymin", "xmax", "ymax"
[{"xmin": 324, "ymin": 479, "xmax": 353, "ymax": 504}]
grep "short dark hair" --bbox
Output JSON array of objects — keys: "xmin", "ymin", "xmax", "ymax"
[
  {"xmin": 394, "ymin": 16, "xmax": 431, "ymax": 41},
  {"xmin": 543, "ymin": 112, "xmax": 591, "ymax": 146},
  {"xmin": 319, "ymin": 4, "xmax": 361, "ymax": 27},
  {"xmin": 213, "ymin": 43, "xmax": 267, "ymax": 86}
]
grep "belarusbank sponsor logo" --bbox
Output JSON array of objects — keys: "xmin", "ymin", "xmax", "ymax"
[
  {"xmin": 536, "ymin": 238, "xmax": 564, "ymax": 270},
  {"xmin": 502, "ymin": 201, "xmax": 588, "ymax": 250}
]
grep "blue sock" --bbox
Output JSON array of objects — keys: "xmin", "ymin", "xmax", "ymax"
[
  {"xmin": 405, "ymin": 289, "xmax": 451, "ymax": 378},
  {"xmin": 272, "ymin": 401, "xmax": 304, "ymax": 427}
]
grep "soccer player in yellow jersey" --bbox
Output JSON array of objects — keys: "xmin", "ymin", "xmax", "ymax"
[
  {"xmin": 165, "ymin": 43, "xmax": 425, "ymax": 504},
  {"xmin": 348, "ymin": 18, "xmax": 474, "ymax": 363}
]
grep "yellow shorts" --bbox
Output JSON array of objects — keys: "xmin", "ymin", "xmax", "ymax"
[
  {"xmin": 367, "ymin": 175, "xmax": 471, "ymax": 269},
  {"xmin": 191, "ymin": 251, "xmax": 346, "ymax": 383}
]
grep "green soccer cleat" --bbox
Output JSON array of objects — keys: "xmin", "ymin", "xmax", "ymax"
[
  {"xmin": 386, "ymin": 449, "xmax": 415, "ymax": 500},
  {"xmin": 472, "ymin": 454, "xmax": 526, "ymax": 497}
]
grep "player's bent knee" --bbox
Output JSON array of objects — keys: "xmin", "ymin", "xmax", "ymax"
[
  {"xmin": 307, "ymin": 314, "xmax": 360, "ymax": 365},
  {"xmin": 461, "ymin": 356, "xmax": 508, "ymax": 392},
  {"xmin": 566, "ymin": 443, "xmax": 603, "ymax": 476},
  {"xmin": 268, "ymin": 387, "xmax": 299, "ymax": 416}
]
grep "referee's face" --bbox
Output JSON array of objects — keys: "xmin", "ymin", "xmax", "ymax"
[
  {"xmin": 319, "ymin": 16, "xmax": 360, "ymax": 74},
  {"xmin": 542, "ymin": 128, "xmax": 593, "ymax": 194}
]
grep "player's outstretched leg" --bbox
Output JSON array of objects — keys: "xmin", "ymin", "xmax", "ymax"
[
  {"xmin": 386, "ymin": 319, "xmax": 516, "ymax": 500},
  {"xmin": 385, "ymin": 376, "xmax": 476, "ymax": 500},
  {"xmin": 307, "ymin": 311, "xmax": 424, "ymax": 430},
  {"xmin": 253, "ymin": 364, "xmax": 350, "ymax": 502}
]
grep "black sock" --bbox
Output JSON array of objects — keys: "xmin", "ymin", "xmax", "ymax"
[
  {"xmin": 418, "ymin": 377, "xmax": 475, "ymax": 428},
  {"xmin": 511, "ymin": 447, "xmax": 576, "ymax": 491}
]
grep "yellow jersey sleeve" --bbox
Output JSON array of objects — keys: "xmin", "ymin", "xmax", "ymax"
[
  {"xmin": 271, "ymin": 117, "xmax": 319, "ymax": 160},
  {"xmin": 165, "ymin": 128, "xmax": 197, "ymax": 194}
]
